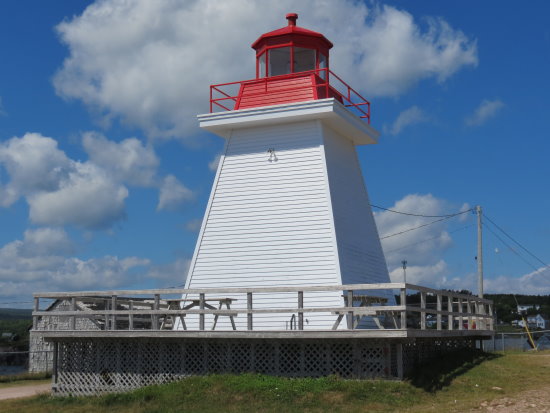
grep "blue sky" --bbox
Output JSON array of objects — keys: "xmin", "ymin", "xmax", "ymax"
[{"xmin": 0, "ymin": 0, "xmax": 548, "ymax": 305}]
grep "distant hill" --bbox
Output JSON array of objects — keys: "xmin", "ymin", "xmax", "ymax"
[
  {"xmin": 0, "ymin": 308, "xmax": 32, "ymax": 320},
  {"xmin": 485, "ymin": 294, "xmax": 550, "ymax": 324}
]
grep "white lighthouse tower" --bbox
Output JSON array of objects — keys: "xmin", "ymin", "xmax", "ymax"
[{"xmin": 182, "ymin": 14, "xmax": 391, "ymax": 330}]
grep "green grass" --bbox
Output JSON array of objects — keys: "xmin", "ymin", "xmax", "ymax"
[{"xmin": 1, "ymin": 351, "xmax": 549, "ymax": 413}]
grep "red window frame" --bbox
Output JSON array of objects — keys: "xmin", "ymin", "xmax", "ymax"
[{"xmin": 256, "ymin": 43, "xmax": 329, "ymax": 79}]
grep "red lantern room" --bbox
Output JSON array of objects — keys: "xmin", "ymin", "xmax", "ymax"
[
  {"xmin": 210, "ymin": 13, "xmax": 371, "ymax": 123},
  {"xmin": 252, "ymin": 13, "xmax": 332, "ymax": 79}
]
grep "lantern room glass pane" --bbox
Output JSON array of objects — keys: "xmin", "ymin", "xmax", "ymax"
[
  {"xmin": 319, "ymin": 53, "xmax": 327, "ymax": 79},
  {"xmin": 258, "ymin": 52, "xmax": 266, "ymax": 78},
  {"xmin": 269, "ymin": 47, "xmax": 291, "ymax": 76},
  {"xmin": 294, "ymin": 47, "xmax": 316, "ymax": 73}
]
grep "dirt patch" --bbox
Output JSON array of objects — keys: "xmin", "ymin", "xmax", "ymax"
[
  {"xmin": 476, "ymin": 387, "xmax": 550, "ymax": 412},
  {"xmin": 0, "ymin": 383, "xmax": 50, "ymax": 400},
  {"xmin": 475, "ymin": 353, "xmax": 550, "ymax": 412}
]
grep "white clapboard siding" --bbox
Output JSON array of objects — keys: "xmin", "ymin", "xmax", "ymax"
[
  {"xmin": 322, "ymin": 126, "xmax": 394, "ymax": 302},
  {"xmin": 183, "ymin": 120, "xmax": 344, "ymax": 330},
  {"xmin": 182, "ymin": 108, "xmax": 392, "ymax": 331}
]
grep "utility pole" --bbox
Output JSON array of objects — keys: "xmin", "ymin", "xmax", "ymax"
[
  {"xmin": 476, "ymin": 205, "xmax": 483, "ymax": 298},
  {"xmin": 401, "ymin": 260, "xmax": 407, "ymax": 284}
]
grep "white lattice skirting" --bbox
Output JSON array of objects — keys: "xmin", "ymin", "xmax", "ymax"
[{"xmin": 51, "ymin": 337, "xmax": 475, "ymax": 396}]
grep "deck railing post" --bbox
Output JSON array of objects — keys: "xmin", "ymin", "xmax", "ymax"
[
  {"xmin": 33, "ymin": 297, "xmax": 39, "ymax": 330},
  {"xmin": 487, "ymin": 304, "xmax": 495, "ymax": 330},
  {"xmin": 298, "ymin": 291, "xmax": 304, "ymax": 330},
  {"xmin": 69, "ymin": 297, "xmax": 76, "ymax": 330},
  {"xmin": 247, "ymin": 292, "xmax": 253, "ymax": 331},
  {"xmin": 480, "ymin": 301, "xmax": 484, "ymax": 329},
  {"xmin": 420, "ymin": 292, "xmax": 426, "ymax": 330},
  {"xmin": 346, "ymin": 290, "xmax": 354, "ymax": 329},
  {"xmin": 447, "ymin": 296, "xmax": 453, "ymax": 330},
  {"xmin": 104, "ymin": 299, "xmax": 109, "ymax": 330},
  {"xmin": 129, "ymin": 300, "xmax": 134, "ymax": 330},
  {"xmin": 199, "ymin": 293, "xmax": 205, "ymax": 331},
  {"xmin": 111, "ymin": 295, "xmax": 117, "ymax": 331},
  {"xmin": 400, "ymin": 287, "xmax": 407, "ymax": 330},
  {"xmin": 436, "ymin": 294, "xmax": 442, "ymax": 330},
  {"xmin": 153, "ymin": 294, "xmax": 160, "ymax": 330},
  {"xmin": 458, "ymin": 298, "xmax": 463, "ymax": 330}
]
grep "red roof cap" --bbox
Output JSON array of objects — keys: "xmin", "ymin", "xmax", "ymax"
[{"xmin": 251, "ymin": 13, "xmax": 333, "ymax": 51}]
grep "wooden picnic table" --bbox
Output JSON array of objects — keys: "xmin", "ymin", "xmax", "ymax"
[
  {"xmin": 332, "ymin": 294, "xmax": 391, "ymax": 330},
  {"xmin": 160, "ymin": 298, "xmax": 238, "ymax": 331}
]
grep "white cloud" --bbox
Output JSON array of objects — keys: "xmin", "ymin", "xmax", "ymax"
[
  {"xmin": 185, "ymin": 218, "xmax": 203, "ymax": 232},
  {"xmin": 485, "ymin": 267, "xmax": 550, "ymax": 295},
  {"xmin": 28, "ymin": 162, "xmax": 128, "ymax": 229},
  {"xmin": 466, "ymin": 99, "xmax": 504, "ymax": 126},
  {"xmin": 145, "ymin": 258, "xmax": 191, "ymax": 287},
  {"xmin": 0, "ymin": 133, "xmax": 129, "ymax": 230},
  {"xmin": 389, "ymin": 259, "xmax": 449, "ymax": 286},
  {"xmin": 0, "ymin": 230, "xmax": 151, "ymax": 295},
  {"xmin": 157, "ymin": 174, "xmax": 194, "ymax": 211},
  {"xmin": 19, "ymin": 228, "xmax": 75, "ymax": 257},
  {"xmin": 0, "ymin": 132, "xmax": 194, "ymax": 229},
  {"xmin": 0, "ymin": 133, "xmax": 72, "ymax": 206},
  {"xmin": 208, "ymin": 154, "xmax": 222, "ymax": 172},
  {"xmin": 385, "ymin": 106, "xmax": 427, "ymax": 135},
  {"xmin": 82, "ymin": 132, "xmax": 159, "ymax": 186},
  {"xmin": 53, "ymin": 0, "xmax": 477, "ymax": 140},
  {"xmin": 375, "ymin": 194, "xmax": 472, "ymax": 288}
]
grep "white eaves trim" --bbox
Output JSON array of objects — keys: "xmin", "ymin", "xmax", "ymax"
[{"xmin": 197, "ymin": 98, "xmax": 380, "ymax": 145}]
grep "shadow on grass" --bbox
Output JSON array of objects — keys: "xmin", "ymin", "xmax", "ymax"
[{"xmin": 408, "ymin": 349, "xmax": 500, "ymax": 392}]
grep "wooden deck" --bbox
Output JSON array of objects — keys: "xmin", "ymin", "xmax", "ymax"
[
  {"xmin": 30, "ymin": 283, "xmax": 494, "ymax": 395},
  {"xmin": 32, "ymin": 282, "xmax": 494, "ymax": 337}
]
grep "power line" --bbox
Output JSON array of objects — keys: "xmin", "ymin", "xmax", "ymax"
[
  {"xmin": 370, "ymin": 204, "xmax": 473, "ymax": 218},
  {"xmin": 484, "ymin": 214, "xmax": 549, "ymax": 269},
  {"xmin": 483, "ymin": 223, "xmax": 540, "ymax": 273},
  {"xmin": 380, "ymin": 215, "xmax": 456, "ymax": 240},
  {"xmin": 385, "ymin": 223, "xmax": 474, "ymax": 253}
]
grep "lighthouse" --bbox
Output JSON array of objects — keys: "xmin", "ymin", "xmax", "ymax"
[{"xmin": 182, "ymin": 14, "xmax": 392, "ymax": 330}]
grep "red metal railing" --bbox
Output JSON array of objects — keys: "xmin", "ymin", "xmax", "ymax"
[{"xmin": 210, "ymin": 68, "xmax": 371, "ymax": 124}]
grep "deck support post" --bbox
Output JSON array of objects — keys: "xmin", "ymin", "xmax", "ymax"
[
  {"xmin": 53, "ymin": 341, "xmax": 59, "ymax": 385},
  {"xmin": 396, "ymin": 342, "xmax": 404, "ymax": 379}
]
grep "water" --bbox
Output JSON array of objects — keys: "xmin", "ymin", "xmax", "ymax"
[{"xmin": 0, "ymin": 365, "xmax": 27, "ymax": 376}]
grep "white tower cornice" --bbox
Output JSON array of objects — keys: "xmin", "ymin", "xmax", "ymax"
[{"xmin": 198, "ymin": 98, "xmax": 380, "ymax": 146}]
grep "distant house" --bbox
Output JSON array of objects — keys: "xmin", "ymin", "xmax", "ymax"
[
  {"xmin": 517, "ymin": 314, "xmax": 548, "ymax": 329},
  {"xmin": 517, "ymin": 304, "xmax": 540, "ymax": 314}
]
